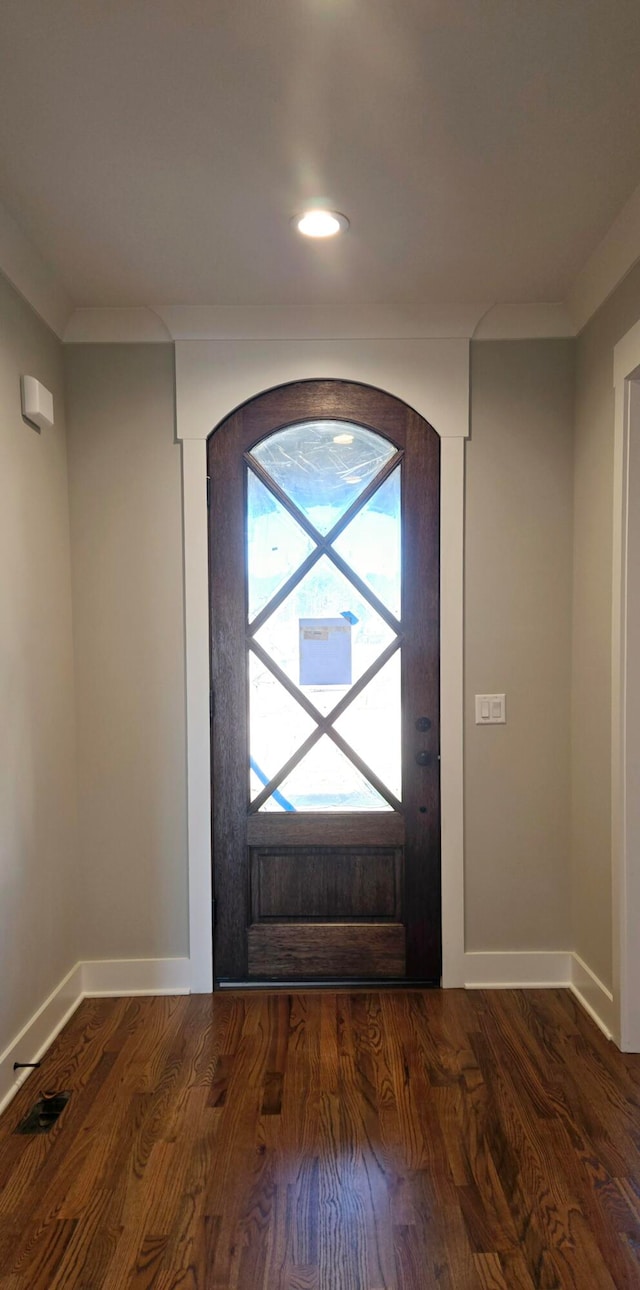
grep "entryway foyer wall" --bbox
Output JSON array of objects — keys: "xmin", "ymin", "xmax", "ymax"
[{"xmin": 64, "ymin": 336, "xmax": 574, "ymax": 985}]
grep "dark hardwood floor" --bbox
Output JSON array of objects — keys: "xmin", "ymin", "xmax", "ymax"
[{"xmin": 0, "ymin": 989, "xmax": 639, "ymax": 1288}]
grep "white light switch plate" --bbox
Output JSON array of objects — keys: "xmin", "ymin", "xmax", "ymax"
[{"xmin": 475, "ymin": 693, "xmax": 506, "ymax": 724}]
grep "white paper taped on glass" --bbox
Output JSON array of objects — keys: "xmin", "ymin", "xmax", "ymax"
[{"xmin": 299, "ymin": 617, "xmax": 352, "ymax": 686}]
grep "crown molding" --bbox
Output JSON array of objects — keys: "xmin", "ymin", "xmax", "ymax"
[
  {"xmin": 473, "ymin": 302, "xmax": 574, "ymax": 339},
  {"xmin": 61, "ymin": 300, "xmax": 580, "ymax": 344},
  {"xmin": 154, "ymin": 302, "xmax": 488, "ymax": 340},
  {"xmin": 63, "ymin": 306, "xmax": 172, "ymax": 343},
  {"xmin": 0, "ymin": 199, "xmax": 72, "ymax": 338},
  {"xmin": 64, "ymin": 302, "xmax": 489, "ymax": 343},
  {"xmin": 567, "ymin": 179, "xmax": 640, "ymax": 334}
]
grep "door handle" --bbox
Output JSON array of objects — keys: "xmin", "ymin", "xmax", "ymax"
[{"xmin": 415, "ymin": 750, "xmax": 434, "ymax": 766}]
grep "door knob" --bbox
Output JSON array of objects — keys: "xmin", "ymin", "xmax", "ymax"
[
  {"xmin": 415, "ymin": 717, "xmax": 431, "ymax": 732},
  {"xmin": 415, "ymin": 750, "xmax": 432, "ymax": 766}
]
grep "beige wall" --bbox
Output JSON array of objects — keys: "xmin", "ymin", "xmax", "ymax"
[
  {"xmin": 64, "ymin": 345, "xmax": 188, "ymax": 959},
  {"xmin": 572, "ymin": 259, "xmax": 640, "ymax": 990},
  {"xmin": 0, "ymin": 273, "xmax": 79, "ymax": 1051},
  {"xmin": 65, "ymin": 338, "xmax": 576, "ymax": 966},
  {"xmin": 466, "ymin": 341, "xmax": 575, "ymax": 952}
]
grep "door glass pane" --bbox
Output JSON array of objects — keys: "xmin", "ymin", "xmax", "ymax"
[
  {"xmin": 332, "ymin": 467, "xmax": 401, "ymax": 620},
  {"xmin": 259, "ymin": 735, "xmax": 391, "ymax": 812},
  {"xmin": 252, "ymin": 554, "xmax": 397, "ymax": 717},
  {"xmin": 249, "ymin": 420, "xmax": 395, "ymax": 535},
  {"xmin": 333, "ymin": 651, "xmax": 401, "ymax": 799},
  {"xmin": 248, "ymin": 651, "xmax": 316, "ymax": 801},
  {"xmin": 247, "ymin": 470, "xmax": 316, "ymax": 621}
]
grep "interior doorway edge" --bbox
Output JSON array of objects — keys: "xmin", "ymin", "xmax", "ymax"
[{"xmin": 612, "ymin": 318, "xmax": 640, "ymax": 1052}]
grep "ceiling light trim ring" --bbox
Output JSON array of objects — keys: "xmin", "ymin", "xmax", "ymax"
[{"xmin": 293, "ymin": 209, "xmax": 350, "ymax": 238}]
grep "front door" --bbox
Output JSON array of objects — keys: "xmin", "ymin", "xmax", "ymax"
[{"xmin": 208, "ymin": 380, "xmax": 440, "ymax": 985}]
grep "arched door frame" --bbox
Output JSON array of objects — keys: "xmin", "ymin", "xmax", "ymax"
[{"xmin": 176, "ymin": 337, "xmax": 469, "ymax": 992}]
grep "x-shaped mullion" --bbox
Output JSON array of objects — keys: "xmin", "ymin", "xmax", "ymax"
[
  {"xmin": 248, "ymin": 634, "xmax": 403, "ymax": 813},
  {"xmin": 246, "ymin": 449, "xmax": 403, "ymax": 636}
]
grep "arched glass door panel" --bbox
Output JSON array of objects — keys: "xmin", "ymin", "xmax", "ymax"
[{"xmin": 246, "ymin": 420, "xmax": 402, "ymax": 812}]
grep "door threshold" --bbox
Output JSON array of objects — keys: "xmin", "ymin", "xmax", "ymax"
[{"xmin": 216, "ymin": 977, "xmax": 441, "ymax": 990}]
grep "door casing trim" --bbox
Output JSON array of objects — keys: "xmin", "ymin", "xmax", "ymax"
[
  {"xmin": 177, "ymin": 339, "xmax": 469, "ymax": 991},
  {"xmin": 612, "ymin": 321, "xmax": 640, "ymax": 1050}
]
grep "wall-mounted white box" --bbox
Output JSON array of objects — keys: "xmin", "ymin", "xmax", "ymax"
[
  {"xmin": 21, "ymin": 375, "xmax": 54, "ymax": 430},
  {"xmin": 475, "ymin": 693, "xmax": 506, "ymax": 724}
]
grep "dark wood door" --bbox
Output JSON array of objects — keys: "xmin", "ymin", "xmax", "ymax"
[{"xmin": 208, "ymin": 380, "xmax": 440, "ymax": 985}]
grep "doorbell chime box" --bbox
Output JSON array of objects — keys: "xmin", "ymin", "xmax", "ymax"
[{"xmin": 21, "ymin": 375, "xmax": 54, "ymax": 430}]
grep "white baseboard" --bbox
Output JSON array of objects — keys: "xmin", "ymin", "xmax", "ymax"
[
  {"xmin": 0, "ymin": 950, "xmax": 617, "ymax": 1119},
  {"xmin": 0, "ymin": 962, "xmax": 83, "ymax": 1117},
  {"xmin": 462, "ymin": 949, "xmax": 615, "ymax": 1041},
  {"xmin": 0, "ymin": 957, "xmax": 191, "ymax": 1117},
  {"xmin": 81, "ymin": 956, "xmax": 191, "ymax": 997},
  {"xmin": 569, "ymin": 953, "xmax": 615, "ymax": 1040},
  {"xmin": 463, "ymin": 950, "xmax": 572, "ymax": 988}
]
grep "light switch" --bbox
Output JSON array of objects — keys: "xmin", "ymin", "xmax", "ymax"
[{"xmin": 475, "ymin": 694, "xmax": 506, "ymax": 724}]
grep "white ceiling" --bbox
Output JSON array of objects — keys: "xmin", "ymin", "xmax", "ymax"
[{"xmin": 1, "ymin": 0, "xmax": 640, "ymax": 310}]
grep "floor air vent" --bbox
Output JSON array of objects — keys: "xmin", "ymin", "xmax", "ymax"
[{"xmin": 14, "ymin": 1090, "xmax": 71, "ymax": 1135}]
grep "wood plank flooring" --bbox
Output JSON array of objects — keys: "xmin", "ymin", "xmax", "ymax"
[{"xmin": 0, "ymin": 989, "xmax": 639, "ymax": 1288}]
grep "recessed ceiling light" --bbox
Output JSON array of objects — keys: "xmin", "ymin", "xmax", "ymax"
[
  {"xmin": 293, "ymin": 209, "xmax": 349, "ymax": 238},
  {"xmin": 333, "ymin": 432, "xmax": 354, "ymax": 444}
]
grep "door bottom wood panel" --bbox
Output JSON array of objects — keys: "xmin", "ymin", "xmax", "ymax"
[
  {"xmin": 247, "ymin": 922, "xmax": 406, "ymax": 978},
  {"xmin": 250, "ymin": 846, "xmax": 403, "ymax": 921}
]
